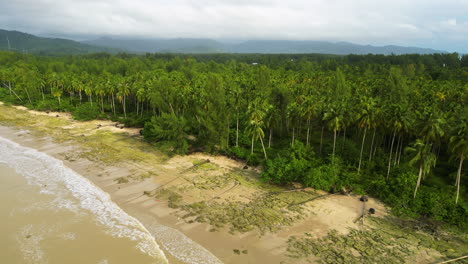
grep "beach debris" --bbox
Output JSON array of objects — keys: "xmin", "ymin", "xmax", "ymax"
[
  {"xmin": 359, "ymin": 195, "xmax": 368, "ymax": 202},
  {"xmin": 243, "ymin": 165, "xmax": 249, "ymax": 170},
  {"xmin": 206, "ymin": 159, "xmax": 211, "ymax": 163},
  {"xmin": 114, "ymin": 122, "xmax": 125, "ymax": 129},
  {"xmin": 56, "ymin": 114, "xmax": 60, "ymax": 117},
  {"xmin": 369, "ymin": 208, "xmax": 376, "ymax": 214},
  {"xmin": 233, "ymin": 249, "xmax": 241, "ymax": 255},
  {"xmin": 139, "ymin": 129, "xmax": 143, "ymax": 135}
]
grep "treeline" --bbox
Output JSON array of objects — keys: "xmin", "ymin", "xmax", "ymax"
[{"xmin": 0, "ymin": 51, "xmax": 466, "ymax": 228}]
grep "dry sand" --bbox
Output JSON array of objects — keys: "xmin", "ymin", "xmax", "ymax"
[{"xmin": 0, "ymin": 104, "xmax": 389, "ymax": 264}]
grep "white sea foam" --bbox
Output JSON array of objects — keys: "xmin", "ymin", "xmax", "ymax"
[
  {"xmin": 147, "ymin": 223, "xmax": 223, "ymax": 264},
  {"xmin": 16, "ymin": 224, "xmax": 46, "ymax": 264},
  {"xmin": 0, "ymin": 136, "xmax": 168, "ymax": 263}
]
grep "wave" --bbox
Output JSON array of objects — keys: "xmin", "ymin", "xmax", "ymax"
[{"xmin": 0, "ymin": 135, "xmax": 168, "ymax": 263}]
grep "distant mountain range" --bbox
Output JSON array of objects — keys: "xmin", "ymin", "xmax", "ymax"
[
  {"xmin": 0, "ymin": 29, "xmax": 447, "ymax": 55},
  {"xmin": 83, "ymin": 37, "xmax": 446, "ymax": 55},
  {"xmin": 0, "ymin": 29, "xmax": 116, "ymax": 55}
]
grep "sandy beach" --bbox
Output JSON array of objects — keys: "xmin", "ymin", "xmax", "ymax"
[{"xmin": 1, "ymin": 102, "xmax": 453, "ymax": 264}]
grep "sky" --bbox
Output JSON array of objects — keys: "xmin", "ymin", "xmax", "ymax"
[{"xmin": 0, "ymin": 0, "xmax": 467, "ymax": 52}]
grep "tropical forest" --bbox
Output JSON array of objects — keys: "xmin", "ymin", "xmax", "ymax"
[{"xmin": 0, "ymin": 50, "xmax": 467, "ymax": 263}]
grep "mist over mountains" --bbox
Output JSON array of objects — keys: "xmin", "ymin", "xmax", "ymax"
[
  {"xmin": 84, "ymin": 37, "xmax": 446, "ymax": 55},
  {"xmin": 1, "ymin": 29, "xmax": 447, "ymax": 55}
]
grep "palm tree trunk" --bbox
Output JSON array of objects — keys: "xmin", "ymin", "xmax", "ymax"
[
  {"xmin": 387, "ymin": 129, "xmax": 396, "ymax": 178},
  {"xmin": 123, "ymin": 95, "xmax": 127, "ymax": 118},
  {"xmin": 291, "ymin": 127, "xmax": 295, "ymax": 146},
  {"xmin": 259, "ymin": 136, "xmax": 268, "ymax": 160},
  {"xmin": 414, "ymin": 165, "xmax": 423, "ymax": 198},
  {"xmin": 394, "ymin": 136, "xmax": 401, "ymax": 167},
  {"xmin": 358, "ymin": 127, "xmax": 367, "ymax": 173},
  {"xmin": 141, "ymin": 102, "xmax": 145, "ymax": 117},
  {"xmin": 372, "ymin": 136, "xmax": 379, "ymax": 159},
  {"xmin": 456, "ymin": 154, "xmax": 464, "ymax": 204},
  {"xmin": 236, "ymin": 115, "xmax": 239, "ymax": 147},
  {"xmin": 251, "ymin": 137, "xmax": 254, "ymax": 154},
  {"xmin": 24, "ymin": 87, "xmax": 32, "ymax": 104},
  {"xmin": 136, "ymin": 100, "xmax": 139, "ymax": 115},
  {"xmin": 112, "ymin": 94, "xmax": 116, "ymax": 114},
  {"xmin": 269, "ymin": 128, "xmax": 272, "ymax": 148},
  {"xmin": 397, "ymin": 138, "xmax": 403, "ymax": 165},
  {"xmin": 332, "ymin": 129, "xmax": 337, "ymax": 156},
  {"xmin": 369, "ymin": 127, "xmax": 376, "ymax": 162}
]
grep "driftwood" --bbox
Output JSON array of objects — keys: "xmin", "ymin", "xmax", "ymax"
[{"xmin": 437, "ymin": 255, "xmax": 468, "ymax": 264}]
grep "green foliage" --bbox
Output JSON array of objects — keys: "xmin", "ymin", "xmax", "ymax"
[
  {"xmin": 71, "ymin": 102, "xmax": 102, "ymax": 121},
  {"xmin": 262, "ymin": 141, "xmax": 316, "ymax": 185},
  {"xmin": 143, "ymin": 113, "xmax": 189, "ymax": 154}
]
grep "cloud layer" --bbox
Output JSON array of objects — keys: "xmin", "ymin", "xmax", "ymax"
[{"xmin": 0, "ymin": 0, "xmax": 467, "ymax": 52}]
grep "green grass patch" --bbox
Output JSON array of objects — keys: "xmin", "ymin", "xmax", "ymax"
[{"xmin": 287, "ymin": 216, "xmax": 468, "ymax": 263}]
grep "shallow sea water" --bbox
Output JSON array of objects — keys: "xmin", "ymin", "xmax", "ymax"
[{"xmin": 0, "ymin": 135, "xmax": 167, "ymax": 264}]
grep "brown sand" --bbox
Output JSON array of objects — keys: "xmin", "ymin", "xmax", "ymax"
[{"xmin": 0, "ymin": 104, "xmax": 389, "ymax": 264}]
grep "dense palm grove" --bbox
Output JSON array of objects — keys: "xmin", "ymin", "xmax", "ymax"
[{"xmin": 0, "ymin": 51, "xmax": 466, "ymax": 228}]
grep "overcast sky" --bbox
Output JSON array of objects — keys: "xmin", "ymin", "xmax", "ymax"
[{"xmin": 0, "ymin": 0, "xmax": 467, "ymax": 52}]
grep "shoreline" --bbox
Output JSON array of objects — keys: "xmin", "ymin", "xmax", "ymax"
[
  {"xmin": 0, "ymin": 105, "xmax": 295, "ymax": 263},
  {"xmin": 0, "ymin": 125, "xmax": 222, "ymax": 264},
  {"xmin": 2, "ymin": 103, "xmax": 455, "ymax": 264}
]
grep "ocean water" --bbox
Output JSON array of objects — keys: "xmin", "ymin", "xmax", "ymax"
[{"xmin": 0, "ymin": 135, "xmax": 168, "ymax": 264}]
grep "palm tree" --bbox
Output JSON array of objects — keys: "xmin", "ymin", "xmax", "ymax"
[
  {"xmin": 117, "ymin": 75, "xmax": 130, "ymax": 118},
  {"xmin": 356, "ymin": 96, "xmax": 377, "ymax": 173},
  {"xmin": 323, "ymin": 106, "xmax": 343, "ymax": 157},
  {"xmin": 246, "ymin": 99, "xmax": 269, "ymax": 160},
  {"xmin": 449, "ymin": 119, "xmax": 467, "ymax": 204},
  {"xmin": 406, "ymin": 139, "xmax": 437, "ymax": 198}
]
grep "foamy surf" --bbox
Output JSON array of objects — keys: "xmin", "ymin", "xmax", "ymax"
[{"xmin": 0, "ymin": 135, "xmax": 168, "ymax": 263}]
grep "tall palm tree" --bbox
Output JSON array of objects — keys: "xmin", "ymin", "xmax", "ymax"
[
  {"xmin": 117, "ymin": 75, "xmax": 130, "ymax": 118},
  {"xmin": 406, "ymin": 139, "xmax": 437, "ymax": 198},
  {"xmin": 246, "ymin": 99, "xmax": 269, "ymax": 160},
  {"xmin": 323, "ymin": 106, "xmax": 343, "ymax": 157},
  {"xmin": 356, "ymin": 96, "xmax": 377, "ymax": 173},
  {"xmin": 449, "ymin": 119, "xmax": 467, "ymax": 204}
]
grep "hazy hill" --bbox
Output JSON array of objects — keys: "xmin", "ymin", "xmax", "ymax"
[
  {"xmin": 0, "ymin": 29, "xmax": 446, "ymax": 55},
  {"xmin": 227, "ymin": 40, "xmax": 445, "ymax": 55},
  {"xmin": 83, "ymin": 37, "xmax": 224, "ymax": 53},
  {"xmin": 0, "ymin": 29, "xmax": 116, "ymax": 55},
  {"xmin": 85, "ymin": 37, "xmax": 446, "ymax": 55}
]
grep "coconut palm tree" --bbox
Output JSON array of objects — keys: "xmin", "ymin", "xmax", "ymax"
[
  {"xmin": 449, "ymin": 118, "xmax": 467, "ymax": 204},
  {"xmin": 356, "ymin": 96, "xmax": 377, "ymax": 173},
  {"xmin": 406, "ymin": 139, "xmax": 437, "ymax": 198},
  {"xmin": 246, "ymin": 99, "xmax": 269, "ymax": 159}
]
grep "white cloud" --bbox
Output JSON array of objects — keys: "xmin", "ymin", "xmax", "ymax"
[{"xmin": 0, "ymin": 0, "xmax": 466, "ymax": 51}]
